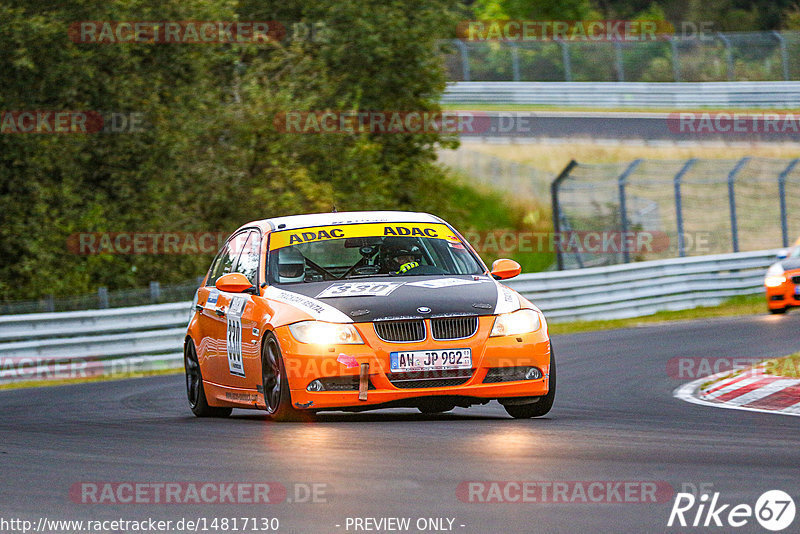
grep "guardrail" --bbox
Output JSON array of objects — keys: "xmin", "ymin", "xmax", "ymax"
[
  {"xmin": 0, "ymin": 302, "xmax": 190, "ymax": 383},
  {"xmin": 442, "ymin": 81, "xmax": 800, "ymax": 108},
  {"xmin": 0, "ymin": 249, "xmax": 777, "ymax": 384},
  {"xmin": 506, "ymin": 249, "xmax": 777, "ymax": 321}
]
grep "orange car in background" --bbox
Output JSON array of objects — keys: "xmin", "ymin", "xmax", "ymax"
[
  {"xmin": 184, "ymin": 211, "xmax": 554, "ymax": 420},
  {"xmin": 765, "ymin": 237, "xmax": 800, "ymax": 314}
]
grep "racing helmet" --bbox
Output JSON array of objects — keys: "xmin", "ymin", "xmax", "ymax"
[
  {"xmin": 382, "ymin": 238, "xmax": 423, "ymax": 273},
  {"xmin": 276, "ymin": 247, "xmax": 306, "ymax": 283}
]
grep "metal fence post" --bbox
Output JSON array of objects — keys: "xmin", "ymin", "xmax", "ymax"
[
  {"xmin": 556, "ymin": 39, "xmax": 572, "ymax": 81},
  {"xmin": 670, "ymin": 38, "xmax": 681, "ymax": 82},
  {"xmin": 618, "ymin": 159, "xmax": 642, "ymax": 263},
  {"xmin": 150, "ymin": 281, "xmax": 161, "ymax": 303},
  {"xmin": 613, "ymin": 41, "xmax": 625, "ymax": 81},
  {"xmin": 673, "ymin": 158, "xmax": 696, "ymax": 257},
  {"xmin": 727, "ymin": 157, "xmax": 750, "ymax": 253},
  {"xmin": 44, "ymin": 294, "xmax": 55, "ymax": 313},
  {"xmin": 778, "ymin": 158, "xmax": 799, "ymax": 247},
  {"xmin": 717, "ymin": 33, "xmax": 735, "ymax": 81},
  {"xmin": 98, "ymin": 287, "xmax": 109, "ymax": 309},
  {"xmin": 772, "ymin": 31, "xmax": 790, "ymax": 81},
  {"xmin": 509, "ymin": 42, "xmax": 521, "ymax": 81},
  {"xmin": 551, "ymin": 160, "xmax": 578, "ymax": 270},
  {"xmin": 452, "ymin": 39, "xmax": 470, "ymax": 81}
]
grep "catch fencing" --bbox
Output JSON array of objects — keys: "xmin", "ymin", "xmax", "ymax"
[
  {"xmin": 443, "ymin": 31, "xmax": 800, "ymax": 82},
  {"xmin": 552, "ymin": 157, "xmax": 800, "ymax": 270},
  {"xmin": 0, "ymin": 278, "xmax": 202, "ymax": 315}
]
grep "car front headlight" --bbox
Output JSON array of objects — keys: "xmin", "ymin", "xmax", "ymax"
[
  {"xmin": 765, "ymin": 263, "xmax": 786, "ymax": 287},
  {"xmin": 288, "ymin": 321, "xmax": 364, "ymax": 345},
  {"xmin": 490, "ymin": 309, "xmax": 541, "ymax": 337}
]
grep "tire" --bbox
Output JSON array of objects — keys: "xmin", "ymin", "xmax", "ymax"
[
  {"xmin": 261, "ymin": 333, "xmax": 309, "ymax": 422},
  {"xmin": 184, "ymin": 340, "xmax": 232, "ymax": 418},
  {"xmin": 502, "ymin": 349, "xmax": 556, "ymax": 419},
  {"xmin": 769, "ymin": 306, "xmax": 787, "ymax": 314}
]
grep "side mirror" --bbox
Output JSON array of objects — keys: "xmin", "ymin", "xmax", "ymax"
[
  {"xmin": 215, "ymin": 273, "xmax": 256, "ymax": 293},
  {"xmin": 777, "ymin": 249, "xmax": 789, "ymax": 260},
  {"xmin": 490, "ymin": 259, "xmax": 521, "ymax": 280}
]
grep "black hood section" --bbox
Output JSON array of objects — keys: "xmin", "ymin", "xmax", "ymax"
[
  {"xmin": 780, "ymin": 257, "xmax": 800, "ymax": 272},
  {"xmin": 275, "ymin": 276, "xmax": 499, "ymax": 322}
]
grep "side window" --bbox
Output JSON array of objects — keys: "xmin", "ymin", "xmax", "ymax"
[
  {"xmin": 207, "ymin": 233, "xmax": 245, "ymax": 286},
  {"xmin": 233, "ymin": 231, "xmax": 261, "ymax": 286}
]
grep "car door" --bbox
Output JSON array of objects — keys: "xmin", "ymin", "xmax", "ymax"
[
  {"xmin": 216, "ymin": 230, "xmax": 263, "ymax": 390},
  {"xmin": 201, "ymin": 231, "xmax": 249, "ymax": 383},
  {"xmin": 193, "ymin": 240, "xmax": 235, "ymax": 374}
]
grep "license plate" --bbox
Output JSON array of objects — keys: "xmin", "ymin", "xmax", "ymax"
[{"xmin": 390, "ymin": 348, "xmax": 472, "ymax": 372}]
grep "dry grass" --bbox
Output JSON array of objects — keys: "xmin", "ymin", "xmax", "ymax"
[
  {"xmin": 456, "ymin": 142, "xmax": 800, "ymax": 174},
  {"xmin": 763, "ymin": 352, "xmax": 800, "ymax": 379}
]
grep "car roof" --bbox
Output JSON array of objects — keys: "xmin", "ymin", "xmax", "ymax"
[{"xmin": 242, "ymin": 211, "xmax": 445, "ymax": 233}]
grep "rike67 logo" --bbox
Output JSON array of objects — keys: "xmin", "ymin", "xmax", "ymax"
[{"xmin": 668, "ymin": 490, "xmax": 796, "ymax": 531}]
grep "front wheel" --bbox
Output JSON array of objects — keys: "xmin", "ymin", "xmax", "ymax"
[
  {"xmin": 184, "ymin": 341, "xmax": 232, "ymax": 418},
  {"xmin": 502, "ymin": 349, "xmax": 556, "ymax": 419},
  {"xmin": 769, "ymin": 306, "xmax": 787, "ymax": 315},
  {"xmin": 261, "ymin": 333, "xmax": 309, "ymax": 422}
]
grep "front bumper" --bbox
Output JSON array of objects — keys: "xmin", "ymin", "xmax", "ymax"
[
  {"xmin": 765, "ymin": 273, "xmax": 800, "ymax": 309},
  {"xmin": 273, "ymin": 315, "xmax": 551, "ymax": 411}
]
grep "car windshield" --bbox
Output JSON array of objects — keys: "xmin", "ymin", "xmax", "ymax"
[{"xmin": 267, "ymin": 222, "xmax": 484, "ymax": 284}]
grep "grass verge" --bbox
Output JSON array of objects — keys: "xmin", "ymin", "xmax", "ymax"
[
  {"xmin": 453, "ymin": 142, "xmax": 800, "ymax": 175},
  {"xmin": 440, "ymin": 170, "xmax": 555, "ymax": 272},
  {"xmin": 0, "ymin": 367, "xmax": 182, "ymax": 391},
  {"xmin": 762, "ymin": 352, "xmax": 800, "ymax": 379},
  {"xmin": 548, "ymin": 294, "xmax": 765, "ymax": 335},
  {"xmin": 700, "ymin": 352, "xmax": 800, "ymax": 390}
]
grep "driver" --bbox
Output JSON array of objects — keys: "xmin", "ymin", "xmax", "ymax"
[
  {"xmin": 276, "ymin": 247, "xmax": 306, "ymax": 283},
  {"xmin": 382, "ymin": 238, "xmax": 423, "ymax": 274}
]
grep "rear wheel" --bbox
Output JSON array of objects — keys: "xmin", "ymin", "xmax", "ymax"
[
  {"xmin": 769, "ymin": 306, "xmax": 787, "ymax": 314},
  {"xmin": 502, "ymin": 350, "xmax": 556, "ymax": 419},
  {"xmin": 261, "ymin": 333, "xmax": 309, "ymax": 422},
  {"xmin": 184, "ymin": 341, "xmax": 232, "ymax": 418}
]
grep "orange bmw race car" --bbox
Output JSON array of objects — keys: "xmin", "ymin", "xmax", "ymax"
[
  {"xmin": 184, "ymin": 211, "xmax": 553, "ymax": 420},
  {"xmin": 765, "ymin": 236, "xmax": 800, "ymax": 314}
]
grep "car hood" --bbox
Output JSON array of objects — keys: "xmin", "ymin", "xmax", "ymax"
[{"xmin": 272, "ymin": 275, "xmax": 510, "ymax": 322}]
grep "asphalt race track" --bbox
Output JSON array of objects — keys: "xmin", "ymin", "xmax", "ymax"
[
  {"xmin": 2, "ymin": 313, "xmax": 800, "ymax": 533},
  {"xmin": 459, "ymin": 111, "xmax": 800, "ymax": 143}
]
